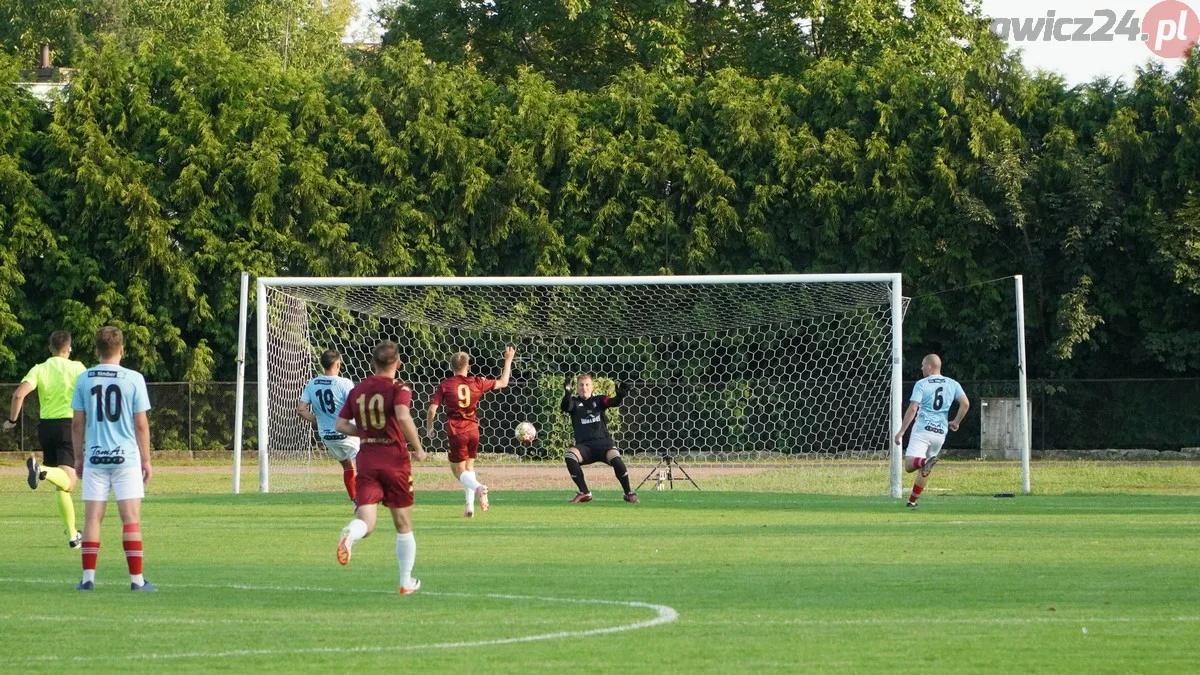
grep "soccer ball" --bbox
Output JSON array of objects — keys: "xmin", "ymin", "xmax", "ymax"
[{"xmin": 515, "ymin": 422, "xmax": 537, "ymax": 443}]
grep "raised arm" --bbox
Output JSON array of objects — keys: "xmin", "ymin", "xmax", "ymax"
[
  {"xmin": 560, "ymin": 374, "xmax": 574, "ymax": 413},
  {"xmin": 494, "ymin": 346, "xmax": 516, "ymax": 389},
  {"xmin": 949, "ymin": 393, "xmax": 970, "ymax": 432},
  {"xmin": 605, "ymin": 381, "xmax": 632, "ymax": 408}
]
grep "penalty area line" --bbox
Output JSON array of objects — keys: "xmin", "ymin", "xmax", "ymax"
[{"xmin": 0, "ymin": 577, "xmax": 678, "ymax": 664}]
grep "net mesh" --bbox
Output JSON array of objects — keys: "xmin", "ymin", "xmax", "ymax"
[{"xmin": 260, "ymin": 279, "xmax": 904, "ymax": 492}]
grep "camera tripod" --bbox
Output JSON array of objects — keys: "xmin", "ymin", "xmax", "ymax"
[{"xmin": 637, "ymin": 454, "xmax": 700, "ymax": 491}]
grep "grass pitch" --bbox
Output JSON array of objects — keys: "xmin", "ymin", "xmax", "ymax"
[{"xmin": 1, "ymin": 463, "xmax": 1198, "ymax": 672}]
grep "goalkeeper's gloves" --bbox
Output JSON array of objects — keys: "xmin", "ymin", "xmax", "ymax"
[
  {"xmin": 616, "ymin": 382, "xmax": 632, "ymax": 397},
  {"xmin": 563, "ymin": 374, "xmax": 574, "ymax": 392}
]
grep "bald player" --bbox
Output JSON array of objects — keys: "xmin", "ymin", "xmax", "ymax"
[
  {"xmin": 894, "ymin": 354, "xmax": 970, "ymax": 508},
  {"xmin": 4, "ymin": 331, "xmax": 87, "ymax": 547}
]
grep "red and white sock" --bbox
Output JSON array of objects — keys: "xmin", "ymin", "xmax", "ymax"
[
  {"xmin": 81, "ymin": 541, "xmax": 99, "ymax": 583},
  {"xmin": 913, "ymin": 457, "xmax": 927, "ymax": 469},
  {"xmin": 908, "ymin": 484, "xmax": 924, "ymax": 505},
  {"xmin": 124, "ymin": 523, "xmax": 144, "ymax": 586},
  {"xmin": 342, "ymin": 468, "xmax": 356, "ymax": 501}
]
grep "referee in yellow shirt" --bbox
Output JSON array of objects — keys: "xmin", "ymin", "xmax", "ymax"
[{"xmin": 4, "ymin": 331, "xmax": 87, "ymax": 547}]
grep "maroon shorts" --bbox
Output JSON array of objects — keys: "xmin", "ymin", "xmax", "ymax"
[
  {"xmin": 447, "ymin": 429, "xmax": 480, "ymax": 463},
  {"xmin": 356, "ymin": 454, "xmax": 414, "ymax": 509}
]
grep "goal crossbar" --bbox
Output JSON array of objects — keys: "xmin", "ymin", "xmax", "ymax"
[{"xmin": 257, "ymin": 274, "xmax": 902, "ymax": 288}]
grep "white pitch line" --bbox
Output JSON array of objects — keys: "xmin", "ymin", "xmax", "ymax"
[
  {"xmin": 0, "ymin": 612, "xmax": 266, "ymax": 627},
  {"xmin": 0, "ymin": 520, "xmax": 633, "ymax": 531},
  {"xmin": 686, "ymin": 615, "xmax": 1200, "ymax": 627},
  {"xmin": 0, "ymin": 578, "xmax": 678, "ymax": 664},
  {"xmin": 0, "ymin": 612, "xmax": 578, "ymax": 629}
]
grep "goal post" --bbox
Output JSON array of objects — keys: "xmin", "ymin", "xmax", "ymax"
[{"xmin": 242, "ymin": 274, "xmax": 908, "ymax": 495}]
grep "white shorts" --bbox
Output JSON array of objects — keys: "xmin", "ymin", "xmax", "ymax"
[
  {"xmin": 82, "ymin": 467, "xmax": 144, "ymax": 502},
  {"xmin": 321, "ymin": 435, "xmax": 360, "ymax": 463},
  {"xmin": 905, "ymin": 431, "xmax": 947, "ymax": 460}
]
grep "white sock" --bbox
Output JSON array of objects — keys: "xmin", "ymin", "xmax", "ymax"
[
  {"xmin": 130, "ymin": 573, "xmax": 144, "ymax": 586},
  {"xmin": 460, "ymin": 471, "xmax": 482, "ymax": 491},
  {"xmin": 346, "ymin": 518, "xmax": 369, "ymax": 544},
  {"xmin": 464, "ymin": 485, "xmax": 475, "ymax": 510},
  {"xmin": 82, "ymin": 569, "xmax": 95, "ymax": 584},
  {"xmin": 395, "ymin": 532, "xmax": 416, "ymax": 588}
]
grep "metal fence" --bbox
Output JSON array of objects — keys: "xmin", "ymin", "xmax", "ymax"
[
  {"xmin": 1, "ymin": 379, "xmax": 1197, "ymax": 454},
  {"xmin": 0, "ymin": 382, "xmax": 257, "ymax": 454},
  {"xmin": 939, "ymin": 379, "xmax": 1200, "ymax": 452}
]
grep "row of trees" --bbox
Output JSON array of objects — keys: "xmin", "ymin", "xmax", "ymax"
[{"xmin": 1, "ymin": 0, "xmax": 1199, "ymax": 384}]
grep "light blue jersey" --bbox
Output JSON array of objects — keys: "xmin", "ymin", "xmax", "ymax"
[
  {"xmin": 70, "ymin": 365, "xmax": 151, "ymax": 470},
  {"xmin": 910, "ymin": 375, "xmax": 965, "ymax": 435},
  {"xmin": 301, "ymin": 375, "xmax": 355, "ymax": 437}
]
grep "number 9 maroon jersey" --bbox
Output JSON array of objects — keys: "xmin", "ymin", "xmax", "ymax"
[
  {"xmin": 338, "ymin": 375, "xmax": 414, "ymax": 457},
  {"xmin": 432, "ymin": 375, "xmax": 498, "ymax": 436}
]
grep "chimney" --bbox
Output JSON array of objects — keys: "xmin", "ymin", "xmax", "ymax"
[{"xmin": 40, "ymin": 44, "xmax": 50, "ymax": 69}]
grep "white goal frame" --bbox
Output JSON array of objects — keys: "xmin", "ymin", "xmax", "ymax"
[{"xmin": 235, "ymin": 274, "xmax": 908, "ymax": 496}]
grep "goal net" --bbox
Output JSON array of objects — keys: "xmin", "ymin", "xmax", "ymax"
[{"xmin": 248, "ymin": 275, "xmax": 907, "ymax": 494}]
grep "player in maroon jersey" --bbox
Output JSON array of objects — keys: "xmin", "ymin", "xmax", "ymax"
[
  {"xmin": 425, "ymin": 347, "xmax": 514, "ymax": 517},
  {"xmin": 332, "ymin": 341, "xmax": 427, "ymax": 595}
]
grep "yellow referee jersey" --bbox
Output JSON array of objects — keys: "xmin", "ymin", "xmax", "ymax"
[{"xmin": 21, "ymin": 356, "xmax": 87, "ymax": 420}]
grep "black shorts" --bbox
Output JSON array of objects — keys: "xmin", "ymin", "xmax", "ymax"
[
  {"xmin": 38, "ymin": 419, "xmax": 74, "ymax": 468},
  {"xmin": 571, "ymin": 439, "xmax": 616, "ymax": 465}
]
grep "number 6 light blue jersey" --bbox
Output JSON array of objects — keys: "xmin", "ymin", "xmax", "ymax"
[
  {"xmin": 70, "ymin": 365, "xmax": 151, "ymax": 469},
  {"xmin": 910, "ymin": 375, "xmax": 964, "ymax": 435},
  {"xmin": 301, "ymin": 376, "xmax": 355, "ymax": 437}
]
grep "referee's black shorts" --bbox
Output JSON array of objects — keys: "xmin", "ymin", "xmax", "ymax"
[
  {"xmin": 571, "ymin": 439, "xmax": 616, "ymax": 465},
  {"xmin": 37, "ymin": 418, "xmax": 74, "ymax": 468}
]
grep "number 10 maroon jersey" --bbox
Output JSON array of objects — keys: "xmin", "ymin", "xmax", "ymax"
[{"xmin": 338, "ymin": 375, "xmax": 414, "ymax": 453}]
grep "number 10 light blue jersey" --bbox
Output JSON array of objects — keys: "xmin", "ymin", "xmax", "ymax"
[
  {"xmin": 910, "ymin": 375, "xmax": 964, "ymax": 435},
  {"xmin": 301, "ymin": 376, "xmax": 355, "ymax": 437},
  {"xmin": 70, "ymin": 365, "xmax": 152, "ymax": 469}
]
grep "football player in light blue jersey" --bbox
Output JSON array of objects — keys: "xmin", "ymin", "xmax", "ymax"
[
  {"xmin": 69, "ymin": 326, "xmax": 155, "ymax": 591},
  {"xmin": 299, "ymin": 349, "xmax": 359, "ymax": 503},
  {"xmin": 894, "ymin": 354, "xmax": 970, "ymax": 508}
]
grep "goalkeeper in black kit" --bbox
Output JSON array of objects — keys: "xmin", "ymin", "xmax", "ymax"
[{"xmin": 561, "ymin": 374, "xmax": 639, "ymax": 504}]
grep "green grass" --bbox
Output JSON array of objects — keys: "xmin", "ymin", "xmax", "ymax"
[{"xmin": 2, "ymin": 465, "xmax": 1199, "ymax": 672}]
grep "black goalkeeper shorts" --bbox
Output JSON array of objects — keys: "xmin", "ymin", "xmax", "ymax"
[{"xmin": 571, "ymin": 439, "xmax": 616, "ymax": 466}]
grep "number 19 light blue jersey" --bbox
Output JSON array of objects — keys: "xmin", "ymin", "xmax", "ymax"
[
  {"xmin": 910, "ymin": 375, "xmax": 964, "ymax": 434},
  {"xmin": 301, "ymin": 376, "xmax": 355, "ymax": 437},
  {"xmin": 70, "ymin": 365, "xmax": 152, "ymax": 469}
]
